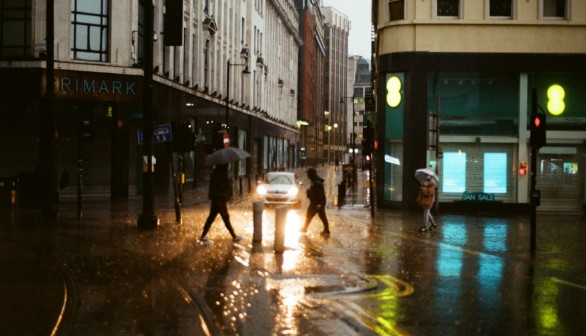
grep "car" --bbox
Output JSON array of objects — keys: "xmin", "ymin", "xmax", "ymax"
[{"xmin": 256, "ymin": 172, "xmax": 302, "ymax": 208}]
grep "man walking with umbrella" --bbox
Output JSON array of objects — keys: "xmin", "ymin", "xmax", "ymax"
[
  {"xmin": 199, "ymin": 164, "xmax": 243, "ymax": 244},
  {"xmin": 200, "ymin": 145, "xmax": 250, "ymax": 244}
]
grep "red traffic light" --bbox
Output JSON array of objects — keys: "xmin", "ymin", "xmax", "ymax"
[
  {"xmin": 519, "ymin": 162, "xmax": 528, "ymax": 176},
  {"xmin": 530, "ymin": 112, "xmax": 546, "ymax": 149}
]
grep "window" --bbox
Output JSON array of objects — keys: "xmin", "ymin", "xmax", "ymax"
[
  {"xmin": 489, "ymin": 0, "xmax": 512, "ymax": 18},
  {"xmin": 0, "ymin": 0, "xmax": 32, "ymax": 58},
  {"xmin": 484, "ymin": 153, "xmax": 507, "ymax": 193},
  {"xmin": 437, "ymin": 0, "xmax": 460, "ymax": 17},
  {"xmin": 70, "ymin": 0, "xmax": 109, "ymax": 61},
  {"xmin": 542, "ymin": 0, "xmax": 567, "ymax": 18},
  {"xmin": 443, "ymin": 152, "xmax": 467, "ymax": 193},
  {"xmin": 389, "ymin": 0, "xmax": 404, "ymax": 21}
]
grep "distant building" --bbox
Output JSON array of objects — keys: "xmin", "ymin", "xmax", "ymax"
[
  {"xmin": 373, "ymin": 0, "xmax": 586, "ymax": 211},
  {"xmin": 323, "ymin": 6, "xmax": 350, "ymax": 164},
  {"xmin": 295, "ymin": 0, "xmax": 326, "ymax": 167}
]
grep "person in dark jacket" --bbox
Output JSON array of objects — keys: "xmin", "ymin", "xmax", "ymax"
[
  {"xmin": 199, "ymin": 164, "xmax": 243, "ymax": 244},
  {"xmin": 300, "ymin": 168, "xmax": 330, "ymax": 237}
]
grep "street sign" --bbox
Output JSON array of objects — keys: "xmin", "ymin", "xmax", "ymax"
[{"xmin": 138, "ymin": 123, "xmax": 172, "ymax": 144}]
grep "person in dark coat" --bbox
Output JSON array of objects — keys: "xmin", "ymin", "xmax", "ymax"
[
  {"xmin": 199, "ymin": 164, "xmax": 243, "ymax": 243},
  {"xmin": 417, "ymin": 175, "xmax": 437, "ymax": 232},
  {"xmin": 300, "ymin": 168, "xmax": 330, "ymax": 237}
]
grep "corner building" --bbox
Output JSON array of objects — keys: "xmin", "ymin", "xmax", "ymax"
[
  {"xmin": 0, "ymin": 0, "xmax": 300, "ymax": 201},
  {"xmin": 373, "ymin": 0, "xmax": 586, "ymax": 211}
]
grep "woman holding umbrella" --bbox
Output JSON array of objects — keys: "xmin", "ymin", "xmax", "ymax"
[{"xmin": 415, "ymin": 169, "xmax": 438, "ymax": 232}]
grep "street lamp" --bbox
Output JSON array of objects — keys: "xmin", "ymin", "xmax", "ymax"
[
  {"xmin": 225, "ymin": 52, "xmax": 250, "ymax": 145},
  {"xmin": 333, "ymin": 123, "xmax": 338, "ymax": 163},
  {"xmin": 324, "ymin": 111, "xmax": 330, "ymax": 163},
  {"xmin": 340, "ymin": 96, "xmax": 356, "ymax": 163}
]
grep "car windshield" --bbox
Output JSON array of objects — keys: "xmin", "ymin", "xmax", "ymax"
[{"xmin": 266, "ymin": 174, "xmax": 294, "ymax": 185}]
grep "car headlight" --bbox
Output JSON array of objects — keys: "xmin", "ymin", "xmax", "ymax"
[
  {"xmin": 288, "ymin": 186, "xmax": 299, "ymax": 196},
  {"xmin": 257, "ymin": 185, "xmax": 267, "ymax": 196}
]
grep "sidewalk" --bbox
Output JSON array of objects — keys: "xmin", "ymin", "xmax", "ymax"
[{"xmin": 1, "ymin": 165, "xmax": 585, "ymax": 335}]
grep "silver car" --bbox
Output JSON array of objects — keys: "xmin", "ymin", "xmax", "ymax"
[{"xmin": 256, "ymin": 172, "xmax": 302, "ymax": 208}]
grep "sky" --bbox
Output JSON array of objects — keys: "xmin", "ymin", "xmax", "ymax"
[{"xmin": 322, "ymin": 0, "xmax": 372, "ymax": 59}]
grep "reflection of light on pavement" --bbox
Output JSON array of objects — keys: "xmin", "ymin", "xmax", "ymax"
[
  {"xmin": 266, "ymin": 279, "xmax": 305, "ymax": 335},
  {"xmin": 535, "ymin": 278, "xmax": 560, "ymax": 330},
  {"xmin": 284, "ymin": 209, "xmax": 302, "ymax": 248}
]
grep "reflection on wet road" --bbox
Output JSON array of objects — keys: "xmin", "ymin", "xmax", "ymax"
[{"xmin": 1, "ymin": 188, "xmax": 585, "ymax": 335}]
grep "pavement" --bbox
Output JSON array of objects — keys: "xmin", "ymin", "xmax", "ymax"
[{"xmin": 1, "ymin": 165, "xmax": 585, "ymax": 335}]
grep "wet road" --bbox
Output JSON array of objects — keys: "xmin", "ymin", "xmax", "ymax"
[{"xmin": 1, "ymin": 166, "xmax": 585, "ymax": 335}]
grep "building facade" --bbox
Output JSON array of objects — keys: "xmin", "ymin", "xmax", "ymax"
[
  {"xmin": 295, "ymin": 0, "xmax": 326, "ymax": 167},
  {"xmin": 373, "ymin": 0, "xmax": 586, "ymax": 211},
  {"xmin": 322, "ymin": 6, "xmax": 350, "ymax": 164},
  {"xmin": 0, "ymin": 0, "xmax": 300, "ymax": 203}
]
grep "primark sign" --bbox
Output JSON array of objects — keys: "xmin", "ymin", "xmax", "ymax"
[{"xmin": 53, "ymin": 70, "xmax": 142, "ymax": 103}]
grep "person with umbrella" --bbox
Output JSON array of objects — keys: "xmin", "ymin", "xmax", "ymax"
[
  {"xmin": 415, "ymin": 169, "xmax": 438, "ymax": 232},
  {"xmin": 199, "ymin": 162, "xmax": 244, "ymax": 244}
]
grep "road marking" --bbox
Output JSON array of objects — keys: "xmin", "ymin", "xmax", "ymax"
[{"xmin": 551, "ymin": 277, "xmax": 586, "ymax": 291}]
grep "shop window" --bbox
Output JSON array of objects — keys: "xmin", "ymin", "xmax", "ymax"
[
  {"xmin": 484, "ymin": 153, "xmax": 507, "ymax": 193},
  {"xmin": 428, "ymin": 72, "xmax": 519, "ymax": 136},
  {"xmin": 542, "ymin": 0, "xmax": 567, "ymax": 19},
  {"xmin": 443, "ymin": 152, "xmax": 467, "ymax": 193},
  {"xmin": 0, "ymin": 0, "xmax": 32, "ymax": 58},
  {"xmin": 437, "ymin": 0, "xmax": 460, "ymax": 18},
  {"xmin": 489, "ymin": 0, "xmax": 513, "ymax": 18},
  {"xmin": 389, "ymin": 0, "xmax": 405, "ymax": 21},
  {"xmin": 70, "ymin": 0, "xmax": 109, "ymax": 62}
]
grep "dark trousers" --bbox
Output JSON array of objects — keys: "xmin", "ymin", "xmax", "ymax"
[
  {"xmin": 302, "ymin": 203, "xmax": 330, "ymax": 233},
  {"xmin": 201, "ymin": 200, "xmax": 236, "ymax": 238}
]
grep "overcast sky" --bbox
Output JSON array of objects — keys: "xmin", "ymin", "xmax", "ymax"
[{"xmin": 322, "ymin": 0, "xmax": 372, "ymax": 59}]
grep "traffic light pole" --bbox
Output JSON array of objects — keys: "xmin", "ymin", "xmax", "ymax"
[
  {"xmin": 530, "ymin": 145, "xmax": 537, "ymax": 256},
  {"xmin": 137, "ymin": 0, "xmax": 159, "ymax": 230}
]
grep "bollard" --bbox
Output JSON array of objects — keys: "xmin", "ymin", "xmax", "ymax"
[
  {"xmin": 253, "ymin": 200, "xmax": 264, "ymax": 243},
  {"xmin": 337, "ymin": 180, "xmax": 346, "ymax": 208},
  {"xmin": 274, "ymin": 205, "xmax": 287, "ymax": 253}
]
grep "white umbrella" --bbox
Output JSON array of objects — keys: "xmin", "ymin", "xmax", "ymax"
[
  {"xmin": 414, "ymin": 168, "xmax": 439, "ymax": 184},
  {"xmin": 205, "ymin": 147, "xmax": 251, "ymax": 167}
]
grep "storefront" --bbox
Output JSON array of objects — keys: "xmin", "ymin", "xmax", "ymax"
[{"xmin": 377, "ymin": 53, "xmax": 586, "ymax": 212}]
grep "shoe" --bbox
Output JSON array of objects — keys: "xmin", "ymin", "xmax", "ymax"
[
  {"xmin": 320, "ymin": 231, "xmax": 331, "ymax": 238},
  {"xmin": 233, "ymin": 236, "xmax": 244, "ymax": 243},
  {"xmin": 419, "ymin": 227, "xmax": 428, "ymax": 233},
  {"xmin": 199, "ymin": 237, "xmax": 213, "ymax": 244},
  {"xmin": 430, "ymin": 223, "xmax": 437, "ymax": 230}
]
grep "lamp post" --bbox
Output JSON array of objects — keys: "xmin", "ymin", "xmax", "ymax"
[
  {"xmin": 324, "ymin": 111, "xmax": 330, "ymax": 163},
  {"xmin": 340, "ymin": 96, "xmax": 356, "ymax": 163},
  {"xmin": 333, "ymin": 123, "xmax": 338, "ymax": 164},
  {"xmin": 137, "ymin": 0, "xmax": 158, "ymax": 230},
  {"xmin": 225, "ymin": 58, "xmax": 250, "ymax": 146}
]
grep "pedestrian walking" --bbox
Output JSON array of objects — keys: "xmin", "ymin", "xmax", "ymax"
[
  {"xmin": 301, "ymin": 168, "xmax": 331, "ymax": 237},
  {"xmin": 199, "ymin": 164, "xmax": 243, "ymax": 244},
  {"xmin": 417, "ymin": 175, "xmax": 437, "ymax": 232},
  {"xmin": 335, "ymin": 158, "xmax": 339, "ymax": 171}
]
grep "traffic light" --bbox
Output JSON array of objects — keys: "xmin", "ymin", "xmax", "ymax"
[
  {"xmin": 172, "ymin": 121, "xmax": 195, "ymax": 153},
  {"xmin": 519, "ymin": 162, "xmax": 528, "ymax": 176},
  {"xmin": 79, "ymin": 119, "xmax": 94, "ymax": 143},
  {"xmin": 362, "ymin": 120, "xmax": 374, "ymax": 156},
  {"xmin": 530, "ymin": 88, "xmax": 546, "ymax": 149},
  {"xmin": 530, "ymin": 113, "xmax": 546, "ymax": 149}
]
